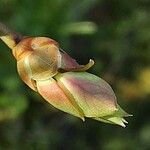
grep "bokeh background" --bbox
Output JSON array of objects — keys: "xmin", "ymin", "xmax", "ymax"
[{"xmin": 0, "ymin": 0, "xmax": 150, "ymax": 149}]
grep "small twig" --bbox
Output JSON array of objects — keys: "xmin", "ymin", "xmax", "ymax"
[{"xmin": 0, "ymin": 22, "xmax": 22, "ymax": 44}]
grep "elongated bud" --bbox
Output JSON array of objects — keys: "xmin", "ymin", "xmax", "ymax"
[
  {"xmin": 37, "ymin": 72, "xmax": 131, "ymax": 127},
  {"xmin": 0, "ymin": 23, "xmax": 132, "ymax": 127}
]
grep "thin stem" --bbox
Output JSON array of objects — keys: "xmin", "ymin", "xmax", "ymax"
[{"xmin": 0, "ymin": 22, "xmax": 22, "ymax": 44}]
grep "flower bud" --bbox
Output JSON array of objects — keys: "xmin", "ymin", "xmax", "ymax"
[
  {"xmin": 0, "ymin": 34, "xmax": 131, "ymax": 127},
  {"xmin": 37, "ymin": 72, "xmax": 131, "ymax": 127},
  {"xmin": 11, "ymin": 37, "xmax": 94, "ymax": 91}
]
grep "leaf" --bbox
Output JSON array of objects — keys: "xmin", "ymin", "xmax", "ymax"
[
  {"xmin": 36, "ymin": 78, "xmax": 84, "ymax": 120},
  {"xmin": 55, "ymin": 72, "xmax": 118, "ymax": 118}
]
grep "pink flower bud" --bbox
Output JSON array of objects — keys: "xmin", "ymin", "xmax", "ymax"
[
  {"xmin": 0, "ymin": 35, "xmax": 131, "ymax": 127},
  {"xmin": 37, "ymin": 72, "xmax": 131, "ymax": 127}
]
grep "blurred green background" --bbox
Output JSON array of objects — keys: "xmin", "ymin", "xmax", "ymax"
[{"xmin": 0, "ymin": 0, "xmax": 150, "ymax": 149}]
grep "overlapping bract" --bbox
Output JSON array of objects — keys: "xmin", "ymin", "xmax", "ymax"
[{"xmin": 0, "ymin": 36, "xmax": 131, "ymax": 127}]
